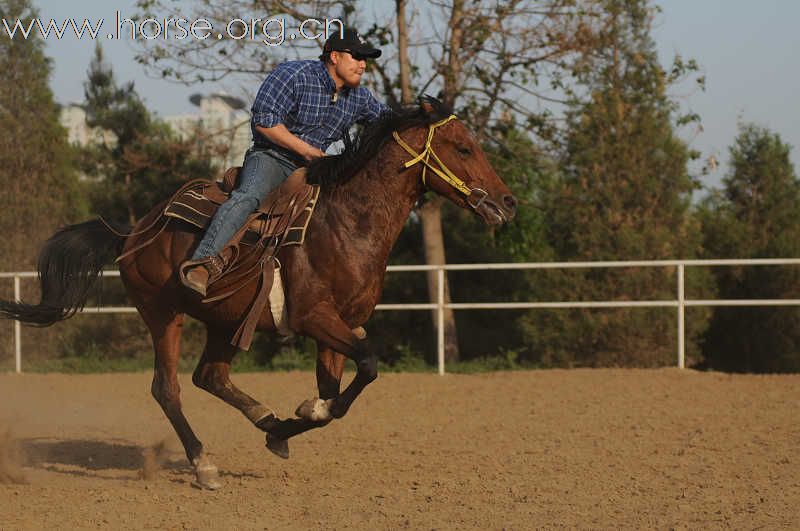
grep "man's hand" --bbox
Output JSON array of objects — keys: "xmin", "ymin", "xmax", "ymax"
[
  {"xmin": 256, "ymin": 124, "xmax": 325, "ymax": 161},
  {"xmin": 300, "ymin": 145, "xmax": 326, "ymax": 161}
]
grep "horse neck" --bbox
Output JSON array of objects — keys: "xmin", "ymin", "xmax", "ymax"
[{"xmin": 320, "ymin": 140, "xmax": 424, "ymax": 263}]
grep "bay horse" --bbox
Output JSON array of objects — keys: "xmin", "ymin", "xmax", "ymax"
[{"xmin": 0, "ymin": 98, "xmax": 517, "ymax": 489}]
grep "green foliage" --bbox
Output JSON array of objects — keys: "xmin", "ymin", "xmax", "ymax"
[
  {"xmin": 0, "ymin": 0, "xmax": 86, "ymax": 271},
  {"xmin": 83, "ymin": 45, "xmax": 150, "ymax": 147},
  {"xmin": 527, "ymin": 0, "xmax": 711, "ymax": 367},
  {"xmin": 0, "ymin": 0, "xmax": 87, "ymax": 363},
  {"xmin": 379, "ymin": 343, "xmax": 431, "ymax": 372},
  {"xmin": 443, "ymin": 128, "xmax": 556, "ymax": 361},
  {"xmin": 700, "ymin": 124, "xmax": 800, "ymax": 373},
  {"xmin": 446, "ymin": 347, "xmax": 525, "ymax": 373}
]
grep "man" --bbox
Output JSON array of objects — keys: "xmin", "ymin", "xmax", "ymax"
[{"xmin": 181, "ymin": 28, "xmax": 390, "ymax": 295}]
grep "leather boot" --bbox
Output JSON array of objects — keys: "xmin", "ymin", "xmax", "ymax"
[
  {"xmin": 183, "ymin": 265, "xmax": 210, "ymax": 295},
  {"xmin": 180, "ymin": 255, "xmax": 225, "ymax": 296}
]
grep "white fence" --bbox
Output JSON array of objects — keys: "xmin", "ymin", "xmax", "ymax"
[{"xmin": 4, "ymin": 258, "xmax": 800, "ymax": 374}]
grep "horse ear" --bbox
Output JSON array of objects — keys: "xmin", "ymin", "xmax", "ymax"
[{"xmin": 417, "ymin": 95, "xmax": 433, "ymax": 114}]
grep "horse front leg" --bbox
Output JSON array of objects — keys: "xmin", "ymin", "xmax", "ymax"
[
  {"xmin": 294, "ymin": 307, "xmax": 377, "ymax": 421},
  {"xmin": 294, "ymin": 343, "xmax": 346, "ymax": 422},
  {"xmin": 295, "ymin": 344, "xmax": 376, "ymax": 421},
  {"xmin": 266, "ymin": 344, "xmax": 347, "ymax": 443},
  {"xmin": 327, "ymin": 334, "xmax": 376, "ymax": 418},
  {"xmin": 269, "ymin": 307, "xmax": 377, "ymax": 447},
  {"xmin": 269, "ymin": 340, "xmax": 375, "ymax": 441}
]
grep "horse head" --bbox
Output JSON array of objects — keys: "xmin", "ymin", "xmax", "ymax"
[{"xmin": 394, "ymin": 100, "xmax": 518, "ymax": 225}]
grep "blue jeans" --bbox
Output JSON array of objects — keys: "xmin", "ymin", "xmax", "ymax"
[{"xmin": 192, "ymin": 147, "xmax": 299, "ymax": 259}]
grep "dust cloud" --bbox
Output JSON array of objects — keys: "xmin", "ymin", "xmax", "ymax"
[{"xmin": 0, "ymin": 425, "xmax": 27, "ymax": 484}]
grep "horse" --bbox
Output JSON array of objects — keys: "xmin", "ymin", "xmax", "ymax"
[{"xmin": 0, "ymin": 98, "xmax": 517, "ymax": 489}]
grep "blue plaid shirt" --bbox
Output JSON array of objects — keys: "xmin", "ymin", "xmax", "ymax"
[{"xmin": 251, "ymin": 60, "xmax": 390, "ymax": 152}]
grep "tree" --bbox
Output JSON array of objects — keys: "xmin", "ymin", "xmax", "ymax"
[
  {"xmin": 79, "ymin": 44, "xmax": 217, "ymax": 225},
  {"xmin": 0, "ymin": 0, "xmax": 84, "ymax": 272},
  {"xmin": 0, "ymin": 0, "xmax": 86, "ymax": 366},
  {"xmin": 700, "ymin": 124, "xmax": 800, "ymax": 373},
  {"xmin": 531, "ymin": 0, "xmax": 709, "ymax": 367}
]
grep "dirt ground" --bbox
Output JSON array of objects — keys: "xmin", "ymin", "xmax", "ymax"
[{"xmin": 0, "ymin": 369, "xmax": 798, "ymax": 530}]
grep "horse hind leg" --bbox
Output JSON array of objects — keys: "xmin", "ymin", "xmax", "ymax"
[
  {"xmin": 192, "ymin": 326, "xmax": 288, "ymax": 457},
  {"xmin": 143, "ymin": 308, "xmax": 221, "ymax": 490}
]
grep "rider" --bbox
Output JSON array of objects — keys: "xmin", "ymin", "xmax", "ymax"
[{"xmin": 182, "ymin": 28, "xmax": 390, "ymax": 295}]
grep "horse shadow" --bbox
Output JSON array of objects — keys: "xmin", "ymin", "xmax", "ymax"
[
  {"xmin": 20, "ymin": 438, "xmax": 264, "ymax": 482},
  {"xmin": 21, "ymin": 437, "xmax": 187, "ymax": 479}
]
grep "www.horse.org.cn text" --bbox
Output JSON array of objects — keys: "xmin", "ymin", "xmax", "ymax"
[{"xmin": 1, "ymin": 11, "xmax": 345, "ymax": 46}]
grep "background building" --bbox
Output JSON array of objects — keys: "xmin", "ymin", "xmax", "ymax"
[
  {"xmin": 60, "ymin": 93, "xmax": 251, "ymax": 171},
  {"xmin": 59, "ymin": 103, "xmax": 117, "ymax": 148},
  {"xmin": 165, "ymin": 93, "xmax": 252, "ymax": 170}
]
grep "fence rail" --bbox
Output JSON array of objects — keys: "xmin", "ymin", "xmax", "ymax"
[{"xmin": 4, "ymin": 258, "xmax": 800, "ymax": 374}]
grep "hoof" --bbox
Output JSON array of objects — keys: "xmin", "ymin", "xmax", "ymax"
[
  {"xmin": 191, "ymin": 464, "xmax": 222, "ymax": 490},
  {"xmin": 265, "ymin": 433, "xmax": 289, "ymax": 459},
  {"xmin": 254, "ymin": 413, "xmax": 279, "ymax": 433},
  {"xmin": 295, "ymin": 398, "xmax": 333, "ymax": 422},
  {"xmin": 329, "ymin": 400, "xmax": 348, "ymax": 419}
]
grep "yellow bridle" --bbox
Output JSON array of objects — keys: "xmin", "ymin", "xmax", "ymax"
[{"xmin": 392, "ymin": 115, "xmax": 488, "ymax": 209}]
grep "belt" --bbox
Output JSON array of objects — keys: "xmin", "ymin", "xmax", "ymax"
[{"xmin": 252, "ymin": 141, "xmax": 306, "ymax": 167}]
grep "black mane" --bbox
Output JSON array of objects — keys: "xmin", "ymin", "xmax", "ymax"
[{"xmin": 306, "ymin": 96, "xmax": 454, "ymax": 188}]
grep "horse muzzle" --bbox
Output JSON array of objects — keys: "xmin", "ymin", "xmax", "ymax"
[{"xmin": 472, "ymin": 191, "xmax": 517, "ymax": 225}]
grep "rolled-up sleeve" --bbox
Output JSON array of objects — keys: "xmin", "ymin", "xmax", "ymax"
[
  {"xmin": 356, "ymin": 90, "xmax": 391, "ymax": 124},
  {"xmin": 251, "ymin": 63, "xmax": 298, "ymax": 128}
]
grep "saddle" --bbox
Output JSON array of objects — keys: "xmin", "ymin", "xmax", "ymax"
[
  {"xmin": 152, "ymin": 167, "xmax": 320, "ymax": 350},
  {"xmin": 165, "ymin": 167, "xmax": 319, "ymax": 248}
]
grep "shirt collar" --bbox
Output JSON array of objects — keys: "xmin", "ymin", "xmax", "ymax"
[{"xmin": 313, "ymin": 60, "xmax": 350, "ymax": 98}]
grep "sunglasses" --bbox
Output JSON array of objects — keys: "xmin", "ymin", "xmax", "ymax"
[{"xmin": 339, "ymin": 49, "xmax": 369, "ymax": 61}]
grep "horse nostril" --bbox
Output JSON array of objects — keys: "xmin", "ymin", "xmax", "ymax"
[{"xmin": 503, "ymin": 195, "xmax": 518, "ymax": 212}]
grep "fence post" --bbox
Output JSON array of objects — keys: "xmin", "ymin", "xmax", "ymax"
[
  {"xmin": 437, "ymin": 267, "xmax": 445, "ymax": 375},
  {"xmin": 14, "ymin": 275, "xmax": 21, "ymax": 373},
  {"xmin": 677, "ymin": 263, "xmax": 685, "ymax": 369}
]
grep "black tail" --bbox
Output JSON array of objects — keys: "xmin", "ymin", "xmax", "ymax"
[{"xmin": 0, "ymin": 219, "xmax": 128, "ymax": 326}]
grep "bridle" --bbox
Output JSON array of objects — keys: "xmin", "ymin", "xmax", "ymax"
[{"xmin": 392, "ymin": 115, "xmax": 489, "ymax": 210}]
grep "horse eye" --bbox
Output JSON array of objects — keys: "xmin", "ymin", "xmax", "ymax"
[{"xmin": 457, "ymin": 146, "xmax": 472, "ymax": 157}]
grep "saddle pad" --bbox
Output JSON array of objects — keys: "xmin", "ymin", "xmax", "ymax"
[
  {"xmin": 163, "ymin": 184, "xmax": 223, "ymax": 226},
  {"xmin": 163, "ymin": 181, "xmax": 320, "ymax": 248}
]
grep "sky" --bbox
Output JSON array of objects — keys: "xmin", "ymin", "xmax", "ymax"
[{"xmin": 24, "ymin": 0, "xmax": 800, "ymax": 190}]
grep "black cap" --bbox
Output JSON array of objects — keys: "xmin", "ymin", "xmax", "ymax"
[{"xmin": 323, "ymin": 28, "xmax": 381, "ymax": 59}]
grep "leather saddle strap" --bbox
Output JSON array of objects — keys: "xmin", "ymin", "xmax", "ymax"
[
  {"xmin": 222, "ymin": 192, "xmax": 307, "ymax": 349},
  {"xmin": 230, "ymin": 258, "xmax": 275, "ymax": 350},
  {"xmin": 114, "ymin": 217, "xmax": 171, "ymax": 263}
]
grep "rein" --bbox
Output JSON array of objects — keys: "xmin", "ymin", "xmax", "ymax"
[{"xmin": 392, "ymin": 115, "xmax": 488, "ymax": 209}]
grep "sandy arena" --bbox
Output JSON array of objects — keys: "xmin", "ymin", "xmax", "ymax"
[{"xmin": 0, "ymin": 369, "xmax": 798, "ymax": 529}]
